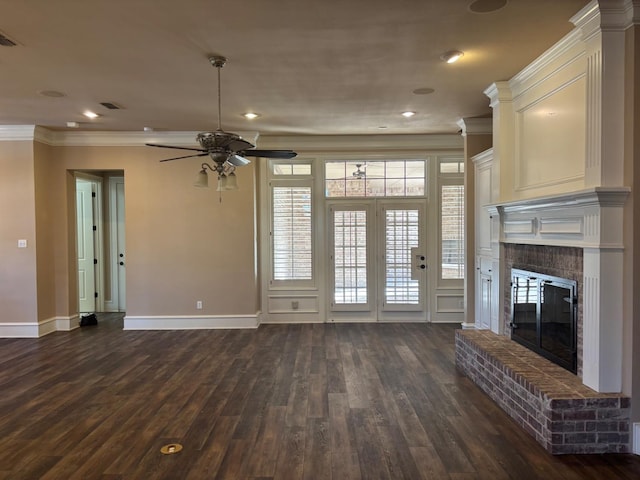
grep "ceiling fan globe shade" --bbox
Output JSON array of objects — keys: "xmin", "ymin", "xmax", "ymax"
[
  {"xmin": 225, "ymin": 172, "xmax": 238, "ymax": 190},
  {"xmin": 194, "ymin": 169, "xmax": 209, "ymax": 188}
]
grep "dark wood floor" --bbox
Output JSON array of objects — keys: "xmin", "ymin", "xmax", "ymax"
[{"xmin": 1, "ymin": 314, "xmax": 639, "ymax": 479}]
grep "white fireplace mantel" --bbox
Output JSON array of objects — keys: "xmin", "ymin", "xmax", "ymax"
[
  {"xmin": 488, "ymin": 187, "xmax": 630, "ymax": 249},
  {"xmin": 488, "ymin": 186, "xmax": 630, "ymax": 393}
]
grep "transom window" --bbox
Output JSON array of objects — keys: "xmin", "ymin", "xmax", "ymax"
[
  {"xmin": 272, "ymin": 163, "xmax": 312, "ymax": 176},
  {"xmin": 325, "ymin": 160, "xmax": 426, "ymax": 197}
]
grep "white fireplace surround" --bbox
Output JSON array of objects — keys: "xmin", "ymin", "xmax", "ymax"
[{"xmin": 488, "ymin": 186, "xmax": 630, "ymax": 393}]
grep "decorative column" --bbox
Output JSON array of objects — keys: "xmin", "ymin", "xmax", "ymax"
[
  {"xmin": 570, "ymin": 0, "xmax": 631, "ymax": 392},
  {"xmin": 457, "ymin": 118, "xmax": 492, "ymax": 329},
  {"xmin": 573, "ymin": 1, "xmax": 627, "ymax": 187}
]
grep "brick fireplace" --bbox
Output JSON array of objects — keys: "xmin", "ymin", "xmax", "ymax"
[{"xmin": 456, "ymin": 187, "xmax": 631, "ymax": 453}]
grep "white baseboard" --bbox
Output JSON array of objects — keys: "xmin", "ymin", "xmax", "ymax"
[
  {"xmin": 461, "ymin": 322, "xmax": 476, "ymax": 329},
  {"xmin": 123, "ymin": 314, "xmax": 260, "ymax": 330},
  {"xmin": 0, "ymin": 316, "xmax": 65, "ymax": 338},
  {"xmin": 56, "ymin": 315, "xmax": 80, "ymax": 331},
  {"xmin": 0, "ymin": 322, "xmax": 41, "ymax": 338}
]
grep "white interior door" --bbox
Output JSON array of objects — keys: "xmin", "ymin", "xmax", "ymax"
[
  {"xmin": 109, "ymin": 176, "xmax": 126, "ymax": 312},
  {"xmin": 76, "ymin": 179, "xmax": 95, "ymax": 313},
  {"xmin": 328, "ymin": 199, "xmax": 427, "ymax": 322}
]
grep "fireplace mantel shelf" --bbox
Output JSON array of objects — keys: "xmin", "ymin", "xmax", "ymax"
[
  {"xmin": 488, "ymin": 187, "xmax": 630, "ymax": 214},
  {"xmin": 485, "ymin": 187, "xmax": 629, "ymax": 249}
]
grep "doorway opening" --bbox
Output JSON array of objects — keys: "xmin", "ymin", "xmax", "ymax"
[{"xmin": 74, "ymin": 172, "xmax": 125, "ymax": 314}]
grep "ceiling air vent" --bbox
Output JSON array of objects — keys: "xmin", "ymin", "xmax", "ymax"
[
  {"xmin": 100, "ymin": 102, "xmax": 121, "ymax": 110},
  {"xmin": 0, "ymin": 31, "xmax": 17, "ymax": 47}
]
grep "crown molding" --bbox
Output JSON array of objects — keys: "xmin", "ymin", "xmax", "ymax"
[
  {"xmin": 456, "ymin": 118, "xmax": 492, "ymax": 136},
  {"xmin": 0, "ymin": 127, "xmax": 461, "ymax": 153},
  {"xmin": 0, "ymin": 125, "xmax": 36, "ymax": 141},
  {"xmin": 0, "ymin": 127, "xmax": 260, "ymax": 147},
  {"xmin": 256, "ymin": 134, "xmax": 462, "ymax": 153},
  {"xmin": 598, "ymin": 0, "xmax": 640, "ymax": 30},
  {"xmin": 484, "ymin": 81, "xmax": 513, "ymax": 108},
  {"xmin": 510, "ymin": 28, "xmax": 584, "ymax": 88}
]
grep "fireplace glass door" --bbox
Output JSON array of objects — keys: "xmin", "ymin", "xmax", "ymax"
[{"xmin": 511, "ymin": 269, "xmax": 577, "ymax": 373}]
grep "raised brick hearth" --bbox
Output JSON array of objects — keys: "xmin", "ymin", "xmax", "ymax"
[{"xmin": 455, "ymin": 329, "xmax": 630, "ymax": 454}]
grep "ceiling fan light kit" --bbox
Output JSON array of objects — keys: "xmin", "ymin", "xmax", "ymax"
[{"xmin": 146, "ymin": 55, "xmax": 297, "ymax": 201}]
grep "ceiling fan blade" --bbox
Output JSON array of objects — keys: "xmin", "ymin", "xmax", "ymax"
[
  {"xmin": 242, "ymin": 149, "xmax": 298, "ymax": 159},
  {"xmin": 146, "ymin": 143, "xmax": 206, "ymax": 152},
  {"xmin": 159, "ymin": 153, "xmax": 209, "ymax": 162},
  {"xmin": 227, "ymin": 154, "xmax": 251, "ymax": 167},
  {"xmin": 227, "ymin": 138, "xmax": 255, "ymax": 152}
]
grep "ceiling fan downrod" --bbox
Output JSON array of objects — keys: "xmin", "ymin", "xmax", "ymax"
[{"xmin": 209, "ymin": 56, "xmax": 227, "ymax": 132}]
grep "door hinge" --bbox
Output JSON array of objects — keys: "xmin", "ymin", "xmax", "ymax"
[
  {"xmin": 92, "ymin": 225, "xmax": 97, "ymax": 231},
  {"xmin": 93, "ymin": 258, "xmax": 98, "ymax": 265},
  {"xmin": 94, "ymin": 292, "xmax": 98, "ymax": 298},
  {"xmin": 91, "ymin": 191, "xmax": 96, "ymax": 198}
]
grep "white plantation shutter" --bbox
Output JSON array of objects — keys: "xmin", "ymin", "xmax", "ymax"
[
  {"xmin": 441, "ymin": 184, "xmax": 464, "ymax": 279},
  {"xmin": 384, "ymin": 208, "xmax": 420, "ymax": 304},
  {"xmin": 333, "ymin": 209, "xmax": 368, "ymax": 304},
  {"xmin": 272, "ymin": 186, "xmax": 312, "ymax": 281}
]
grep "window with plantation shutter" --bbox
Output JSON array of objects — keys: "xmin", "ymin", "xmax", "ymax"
[
  {"xmin": 272, "ymin": 186, "xmax": 313, "ymax": 281},
  {"xmin": 441, "ymin": 184, "xmax": 464, "ymax": 280},
  {"xmin": 384, "ymin": 208, "xmax": 421, "ymax": 304}
]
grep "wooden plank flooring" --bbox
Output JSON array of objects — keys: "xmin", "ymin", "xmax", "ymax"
[{"xmin": 1, "ymin": 314, "xmax": 639, "ymax": 479}]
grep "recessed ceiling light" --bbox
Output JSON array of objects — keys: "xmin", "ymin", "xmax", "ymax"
[
  {"xmin": 66, "ymin": 121, "xmax": 79, "ymax": 128},
  {"xmin": 441, "ymin": 50, "xmax": 464, "ymax": 63},
  {"xmin": 143, "ymin": 126, "xmax": 154, "ymax": 132},
  {"xmin": 402, "ymin": 111, "xmax": 416, "ymax": 118},
  {"xmin": 413, "ymin": 87, "xmax": 435, "ymax": 95},
  {"xmin": 243, "ymin": 112, "xmax": 260, "ymax": 119},
  {"xmin": 38, "ymin": 90, "xmax": 66, "ymax": 98},
  {"xmin": 83, "ymin": 111, "xmax": 100, "ymax": 119}
]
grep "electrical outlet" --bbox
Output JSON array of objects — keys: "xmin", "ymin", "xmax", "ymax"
[
  {"xmin": 196, "ymin": 300, "xmax": 203, "ymax": 310},
  {"xmin": 291, "ymin": 300, "xmax": 299, "ymax": 310},
  {"xmin": 17, "ymin": 239, "xmax": 27, "ymax": 248}
]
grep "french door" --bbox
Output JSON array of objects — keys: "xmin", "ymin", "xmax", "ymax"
[{"xmin": 328, "ymin": 199, "xmax": 427, "ymax": 322}]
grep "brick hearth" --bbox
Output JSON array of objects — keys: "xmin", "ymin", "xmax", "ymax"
[{"xmin": 455, "ymin": 329, "xmax": 630, "ymax": 454}]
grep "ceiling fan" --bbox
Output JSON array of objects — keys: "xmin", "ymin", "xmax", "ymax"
[
  {"xmin": 352, "ymin": 163, "xmax": 366, "ymax": 179},
  {"xmin": 145, "ymin": 56, "xmax": 297, "ymax": 177}
]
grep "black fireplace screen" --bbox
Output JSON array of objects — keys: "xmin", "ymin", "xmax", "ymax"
[{"xmin": 510, "ymin": 268, "xmax": 577, "ymax": 373}]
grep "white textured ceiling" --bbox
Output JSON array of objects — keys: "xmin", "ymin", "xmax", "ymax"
[{"xmin": 0, "ymin": 0, "xmax": 590, "ymax": 135}]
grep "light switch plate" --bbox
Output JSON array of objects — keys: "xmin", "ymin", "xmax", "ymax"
[{"xmin": 18, "ymin": 239, "xmax": 27, "ymax": 248}]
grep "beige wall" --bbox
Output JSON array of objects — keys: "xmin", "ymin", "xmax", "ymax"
[
  {"xmin": 0, "ymin": 141, "xmax": 38, "ymax": 323},
  {"xmin": 38, "ymin": 144, "xmax": 259, "ymax": 320},
  {"xmin": 34, "ymin": 142, "xmax": 58, "ymax": 321}
]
